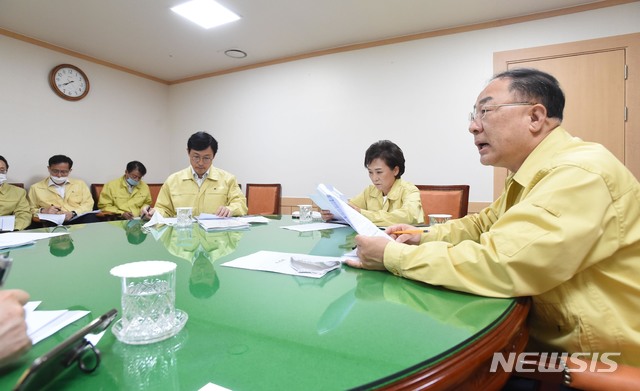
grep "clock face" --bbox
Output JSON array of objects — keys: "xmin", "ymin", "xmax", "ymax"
[{"xmin": 49, "ymin": 64, "xmax": 90, "ymax": 101}]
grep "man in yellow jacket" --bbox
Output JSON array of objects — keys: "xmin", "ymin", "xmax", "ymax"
[
  {"xmin": 0, "ymin": 156, "xmax": 31, "ymax": 231},
  {"xmin": 149, "ymin": 131, "xmax": 247, "ymax": 218},
  {"xmin": 350, "ymin": 69, "xmax": 640, "ymax": 373},
  {"xmin": 28, "ymin": 155, "xmax": 97, "ymax": 225},
  {"xmin": 98, "ymin": 160, "xmax": 152, "ymax": 220}
]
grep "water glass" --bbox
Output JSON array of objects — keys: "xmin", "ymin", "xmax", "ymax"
[
  {"xmin": 110, "ymin": 260, "xmax": 179, "ymax": 344},
  {"xmin": 298, "ymin": 204, "xmax": 313, "ymax": 223},
  {"xmin": 176, "ymin": 207, "xmax": 193, "ymax": 228}
]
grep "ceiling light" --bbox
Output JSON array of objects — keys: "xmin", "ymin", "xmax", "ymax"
[
  {"xmin": 224, "ymin": 49, "xmax": 247, "ymax": 59},
  {"xmin": 171, "ymin": 0, "xmax": 240, "ymax": 29}
]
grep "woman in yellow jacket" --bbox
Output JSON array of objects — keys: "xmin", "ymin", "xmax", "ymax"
[
  {"xmin": 322, "ymin": 140, "xmax": 424, "ymax": 226},
  {"xmin": 98, "ymin": 161, "xmax": 152, "ymax": 220}
]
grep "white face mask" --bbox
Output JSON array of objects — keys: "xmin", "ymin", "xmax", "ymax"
[
  {"xmin": 0, "ymin": 173, "xmax": 6, "ymax": 184},
  {"xmin": 51, "ymin": 176, "xmax": 68, "ymax": 185}
]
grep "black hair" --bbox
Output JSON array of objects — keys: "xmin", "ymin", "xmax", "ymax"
[
  {"xmin": 492, "ymin": 68, "xmax": 565, "ymax": 121},
  {"xmin": 48, "ymin": 155, "xmax": 74, "ymax": 168},
  {"xmin": 126, "ymin": 160, "xmax": 147, "ymax": 176},
  {"xmin": 0, "ymin": 155, "xmax": 8, "ymax": 169},
  {"xmin": 187, "ymin": 131, "xmax": 218, "ymax": 154},
  {"xmin": 364, "ymin": 140, "xmax": 405, "ymax": 179}
]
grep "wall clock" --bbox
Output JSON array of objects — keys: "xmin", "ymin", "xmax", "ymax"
[{"xmin": 49, "ymin": 64, "xmax": 90, "ymax": 101}]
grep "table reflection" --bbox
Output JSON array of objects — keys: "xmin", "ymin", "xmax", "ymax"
[{"xmin": 161, "ymin": 226, "xmax": 244, "ymax": 298}]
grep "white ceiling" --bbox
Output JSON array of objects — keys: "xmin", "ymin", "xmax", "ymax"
[{"xmin": 0, "ymin": 0, "xmax": 607, "ymax": 83}]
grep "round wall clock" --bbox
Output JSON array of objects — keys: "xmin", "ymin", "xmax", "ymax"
[{"xmin": 49, "ymin": 64, "xmax": 90, "ymax": 101}]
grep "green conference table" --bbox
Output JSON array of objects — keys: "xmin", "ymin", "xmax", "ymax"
[{"xmin": 1, "ymin": 217, "xmax": 529, "ymax": 390}]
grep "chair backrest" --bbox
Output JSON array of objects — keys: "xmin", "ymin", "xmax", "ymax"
[
  {"xmin": 246, "ymin": 183, "xmax": 282, "ymax": 215},
  {"xmin": 416, "ymin": 185, "xmax": 470, "ymax": 220},
  {"xmin": 147, "ymin": 183, "xmax": 163, "ymax": 207},
  {"xmin": 90, "ymin": 183, "xmax": 104, "ymax": 210}
]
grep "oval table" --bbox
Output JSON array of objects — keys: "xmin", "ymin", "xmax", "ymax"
[{"xmin": 1, "ymin": 217, "xmax": 528, "ymax": 390}]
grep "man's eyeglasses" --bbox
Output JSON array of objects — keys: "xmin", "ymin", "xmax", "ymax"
[
  {"xmin": 190, "ymin": 155, "xmax": 213, "ymax": 164},
  {"xmin": 0, "ymin": 169, "xmax": 7, "ymax": 174},
  {"xmin": 469, "ymin": 102, "xmax": 534, "ymax": 123}
]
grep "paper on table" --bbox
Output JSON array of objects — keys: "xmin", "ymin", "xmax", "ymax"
[
  {"xmin": 0, "ymin": 231, "xmax": 69, "ymax": 250},
  {"xmin": 37, "ymin": 210, "xmax": 101, "ymax": 226},
  {"xmin": 70, "ymin": 210, "xmax": 101, "ymax": 221},
  {"xmin": 37, "ymin": 213, "xmax": 65, "ymax": 226},
  {"xmin": 0, "ymin": 216, "xmax": 15, "ymax": 232},
  {"xmin": 222, "ymin": 250, "xmax": 341, "ymax": 278},
  {"xmin": 198, "ymin": 218, "xmax": 250, "ymax": 231},
  {"xmin": 281, "ymin": 222, "xmax": 348, "ymax": 232},
  {"xmin": 143, "ymin": 211, "xmax": 178, "ymax": 228},
  {"xmin": 316, "ymin": 184, "xmax": 391, "ymax": 240},
  {"xmin": 197, "ymin": 214, "xmax": 270, "ymax": 224},
  {"xmin": 24, "ymin": 301, "xmax": 90, "ymax": 345}
]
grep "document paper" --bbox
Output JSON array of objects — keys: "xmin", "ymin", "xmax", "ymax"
[{"xmin": 316, "ymin": 184, "xmax": 391, "ymax": 240}]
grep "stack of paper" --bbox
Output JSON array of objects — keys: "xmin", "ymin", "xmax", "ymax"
[
  {"xmin": 198, "ymin": 218, "xmax": 250, "ymax": 231},
  {"xmin": 315, "ymin": 184, "xmax": 391, "ymax": 240}
]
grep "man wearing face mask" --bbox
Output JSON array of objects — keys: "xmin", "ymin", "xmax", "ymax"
[
  {"xmin": 28, "ymin": 155, "xmax": 97, "ymax": 225},
  {"xmin": 0, "ymin": 156, "xmax": 31, "ymax": 231},
  {"xmin": 98, "ymin": 160, "xmax": 152, "ymax": 220}
]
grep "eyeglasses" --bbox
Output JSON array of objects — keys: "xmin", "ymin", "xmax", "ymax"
[
  {"xmin": 190, "ymin": 155, "xmax": 213, "ymax": 164},
  {"xmin": 49, "ymin": 169, "xmax": 70, "ymax": 176},
  {"xmin": 469, "ymin": 102, "xmax": 534, "ymax": 123},
  {"xmin": 0, "ymin": 168, "xmax": 7, "ymax": 174}
]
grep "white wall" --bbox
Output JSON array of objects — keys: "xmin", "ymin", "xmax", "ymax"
[
  {"xmin": 169, "ymin": 2, "xmax": 640, "ymax": 201},
  {"xmin": 2, "ymin": 3, "xmax": 639, "ymax": 203},
  {"xmin": 0, "ymin": 35, "xmax": 171, "ymax": 186}
]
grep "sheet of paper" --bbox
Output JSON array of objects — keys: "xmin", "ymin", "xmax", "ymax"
[
  {"xmin": 309, "ymin": 188, "xmax": 348, "ymax": 223},
  {"xmin": 199, "ymin": 383, "xmax": 232, "ymax": 391},
  {"xmin": 24, "ymin": 302, "xmax": 90, "ymax": 345},
  {"xmin": 316, "ymin": 184, "xmax": 391, "ymax": 239},
  {"xmin": 143, "ymin": 211, "xmax": 178, "ymax": 228},
  {"xmin": 281, "ymin": 222, "xmax": 349, "ymax": 232},
  {"xmin": 0, "ymin": 232, "xmax": 68, "ymax": 250},
  {"xmin": 0, "ymin": 216, "xmax": 16, "ymax": 232},
  {"xmin": 70, "ymin": 210, "xmax": 101, "ymax": 221},
  {"xmin": 37, "ymin": 213, "xmax": 66, "ymax": 226},
  {"xmin": 196, "ymin": 213, "xmax": 222, "ymax": 220},
  {"xmin": 222, "ymin": 251, "xmax": 341, "ymax": 278}
]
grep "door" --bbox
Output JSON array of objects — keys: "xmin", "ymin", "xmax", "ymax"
[{"xmin": 492, "ymin": 33, "xmax": 640, "ymax": 198}]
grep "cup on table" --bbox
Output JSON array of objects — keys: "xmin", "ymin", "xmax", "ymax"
[
  {"xmin": 428, "ymin": 213, "xmax": 452, "ymax": 226},
  {"xmin": 110, "ymin": 260, "xmax": 187, "ymax": 345},
  {"xmin": 298, "ymin": 204, "xmax": 313, "ymax": 223},
  {"xmin": 175, "ymin": 207, "xmax": 193, "ymax": 228}
]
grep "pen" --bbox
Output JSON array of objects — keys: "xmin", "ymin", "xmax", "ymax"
[{"xmin": 392, "ymin": 229, "xmax": 429, "ymax": 234}]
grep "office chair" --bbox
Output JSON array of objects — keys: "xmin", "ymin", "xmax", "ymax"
[
  {"xmin": 245, "ymin": 183, "xmax": 282, "ymax": 215},
  {"xmin": 415, "ymin": 184, "xmax": 470, "ymax": 220}
]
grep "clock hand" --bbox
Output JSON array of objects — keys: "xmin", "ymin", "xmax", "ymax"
[{"xmin": 62, "ymin": 80, "xmax": 75, "ymax": 86}]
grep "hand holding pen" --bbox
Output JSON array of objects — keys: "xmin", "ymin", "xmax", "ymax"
[
  {"xmin": 41, "ymin": 205, "xmax": 62, "ymax": 214},
  {"xmin": 140, "ymin": 205, "xmax": 153, "ymax": 220}
]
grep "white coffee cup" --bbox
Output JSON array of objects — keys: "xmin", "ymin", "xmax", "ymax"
[{"xmin": 428, "ymin": 213, "xmax": 452, "ymax": 226}]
